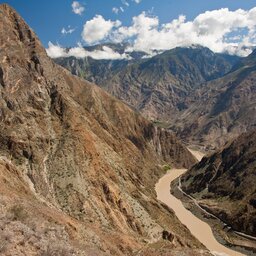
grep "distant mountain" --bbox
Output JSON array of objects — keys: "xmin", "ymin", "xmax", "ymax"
[
  {"xmin": 56, "ymin": 43, "xmax": 256, "ymax": 151},
  {"xmin": 181, "ymin": 129, "xmax": 256, "ymax": 236},
  {"xmin": 0, "ymin": 4, "xmax": 211, "ymax": 256},
  {"xmin": 230, "ymin": 47, "xmax": 256, "ymax": 72},
  {"xmin": 171, "ymin": 49, "xmax": 256, "ymax": 150},
  {"xmin": 55, "ymin": 45, "xmax": 240, "ymax": 120}
]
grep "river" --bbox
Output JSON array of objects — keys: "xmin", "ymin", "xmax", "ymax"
[{"xmin": 155, "ymin": 149, "xmax": 245, "ymax": 256}]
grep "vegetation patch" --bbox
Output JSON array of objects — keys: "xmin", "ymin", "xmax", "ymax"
[
  {"xmin": 9, "ymin": 205, "xmax": 28, "ymax": 222},
  {"xmin": 162, "ymin": 164, "xmax": 171, "ymax": 172}
]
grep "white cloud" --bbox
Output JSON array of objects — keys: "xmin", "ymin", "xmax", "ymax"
[
  {"xmin": 122, "ymin": 0, "xmax": 129, "ymax": 7},
  {"xmin": 46, "ymin": 42, "xmax": 68, "ymax": 58},
  {"xmin": 112, "ymin": 7, "xmax": 119, "ymax": 15},
  {"xmin": 53, "ymin": 7, "xmax": 256, "ymax": 57},
  {"xmin": 112, "ymin": 12, "xmax": 159, "ymax": 44},
  {"xmin": 82, "ymin": 15, "xmax": 121, "ymax": 44},
  {"xmin": 72, "ymin": 1, "xmax": 85, "ymax": 15},
  {"xmin": 46, "ymin": 42, "xmax": 129, "ymax": 60},
  {"xmin": 109, "ymin": 7, "xmax": 256, "ymax": 56},
  {"xmin": 113, "ymin": 6, "xmax": 125, "ymax": 14},
  {"xmin": 61, "ymin": 26, "xmax": 76, "ymax": 35},
  {"xmin": 133, "ymin": 0, "xmax": 142, "ymax": 3}
]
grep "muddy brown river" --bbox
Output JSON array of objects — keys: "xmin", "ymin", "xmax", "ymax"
[{"xmin": 155, "ymin": 150, "xmax": 245, "ymax": 256}]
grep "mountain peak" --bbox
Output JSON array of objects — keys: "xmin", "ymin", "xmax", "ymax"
[
  {"xmin": 0, "ymin": 3, "xmax": 13, "ymax": 11},
  {"xmin": 0, "ymin": 3, "xmax": 44, "ymax": 55},
  {"xmin": 0, "ymin": 3, "xmax": 49, "ymax": 90}
]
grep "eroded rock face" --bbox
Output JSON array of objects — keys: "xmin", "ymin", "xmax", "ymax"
[
  {"xmin": 0, "ymin": 4, "xmax": 209, "ymax": 255},
  {"xmin": 182, "ymin": 129, "xmax": 256, "ymax": 236}
]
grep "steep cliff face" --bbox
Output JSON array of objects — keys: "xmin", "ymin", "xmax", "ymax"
[
  {"xmin": 0, "ymin": 4, "xmax": 209, "ymax": 255},
  {"xmin": 181, "ymin": 130, "xmax": 256, "ymax": 236}
]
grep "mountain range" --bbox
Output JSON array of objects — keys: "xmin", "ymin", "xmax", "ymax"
[
  {"xmin": 56, "ymin": 43, "xmax": 256, "ymax": 151},
  {"xmin": 171, "ymin": 49, "xmax": 256, "ymax": 150},
  {"xmin": 55, "ymin": 45, "xmax": 240, "ymax": 121}
]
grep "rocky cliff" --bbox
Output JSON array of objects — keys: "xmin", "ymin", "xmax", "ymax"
[
  {"xmin": 0, "ymin": 4, "xmax": 211, "ymax": 255},
  {"xmin": 181, "ymin": 129, "xmax": 256, "ymax": 236}
]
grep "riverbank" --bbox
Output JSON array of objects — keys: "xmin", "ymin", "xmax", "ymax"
[
  {"xmin": 155, "ymin": 149, "xmax": 254, "ymax": 256},
  {"xmin": 172, "ymin": 177, "xmax": 256, "ymax": 256},
  {"xmin": 171, "ymin": 180, "xmax": 256, "ymax": 256},
  {"xmin": 171, "ymin": 148, "xmax": 256, "ymax": 255}
]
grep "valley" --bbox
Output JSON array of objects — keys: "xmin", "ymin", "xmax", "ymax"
[
  {"xmin": 0, "ymin": 2, "xmax": 256, "ymax": 256},
  {"xmin": 56, "ymin": 44, "xmax": 256, "ymax": 254},
  {"xmin": 56, "ymin": 45, "xmax": 256, "ymax": 150}
]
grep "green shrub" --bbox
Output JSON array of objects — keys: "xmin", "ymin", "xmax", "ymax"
[{"xmin": 162, "ymin": 164, "xmax": 171, "ymax": 172}]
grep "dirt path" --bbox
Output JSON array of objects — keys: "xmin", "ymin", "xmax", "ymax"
[{"xmin": 155, "ymin": 150, "xmax": 245, "ymax": 256}]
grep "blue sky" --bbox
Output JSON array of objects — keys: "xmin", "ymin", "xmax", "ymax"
[{"xmin": 2, "ymin": 0, "xmax": 256, "ymax": 58}]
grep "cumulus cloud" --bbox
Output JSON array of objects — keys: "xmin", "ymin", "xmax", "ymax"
[
  {"xmin": 46, "ymin": 42, "xmax": 67, "ymax": 58},
  {"xmin": 111, "ymin": 12, "xmax": 159, "ymax": 44},
  {"xmin": 81, "ymin": 7, "xmax": 256, "ymax": 56},
  {"xmin": 82, "ymin": 15, "xmax": 121, "ymax": 44},
  {"xmin": 133, "ymin": 0, "xmax": 142, "ymax": 3},
  {"xmin": 46, "ymin": 42, "xmax": 129, "ymax": 60},
  {"xmin": 61, "ymin": 26, "xmax": 76, "ymax": 35},
  {"xmin": 72, "ymin": 1, "xmax": 85, "ymax": 15},
  {"xmin": 122, "ymin": 8, "xmax": 256, "ymax": 56}
]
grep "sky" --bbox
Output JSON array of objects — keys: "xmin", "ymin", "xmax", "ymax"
[{"xmin": 2, "ymin": 0, "xmax": 256, "ymax": 59}]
